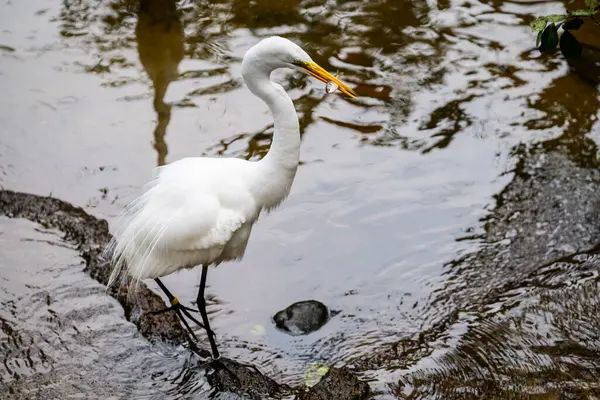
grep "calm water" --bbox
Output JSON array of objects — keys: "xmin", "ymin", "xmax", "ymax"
[{"xmin": 1, "ymin": 0, "xmax": 600, "ymax": 398}]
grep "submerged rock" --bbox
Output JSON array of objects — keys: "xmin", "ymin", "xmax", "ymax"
[{"xmin": 273, "ymin": 300, "xmax": 339, "ymax": 336}]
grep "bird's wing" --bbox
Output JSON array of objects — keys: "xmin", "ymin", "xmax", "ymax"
[
  {"xmin": 151, "ymin": 159, "xmax": 254, "ymax": 251},
  {"xmin": 128, "ymin": 180, "xmax": 251, "ymax": 251},
  {"xmin": 106, "ymin": 157, "xmax": 256, "ymax": 284},
  {"xmin": 163, "ymin": 194, "xmax": 249, "ymax": 252},
  {"xmin": 108, "ymin": 190, "xmax": 250, "ymax": 281}
]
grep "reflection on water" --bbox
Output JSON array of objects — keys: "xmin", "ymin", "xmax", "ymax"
[
  {"xmin": 1, "ymin": 0, "xmax": 600, "ymax": 398},
  {"xmin": 135, "ymin": 0, "xmax": 184, "ymax": 166}
]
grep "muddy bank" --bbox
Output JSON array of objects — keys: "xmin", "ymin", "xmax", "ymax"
[{"xmin": 0, "ymin": 190, "xmax": 370, "ymax": 399}]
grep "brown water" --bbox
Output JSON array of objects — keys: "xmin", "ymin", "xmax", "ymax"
[{"xmin": 1, "ymin": 0, "xmax": 600, "ymax": 398}]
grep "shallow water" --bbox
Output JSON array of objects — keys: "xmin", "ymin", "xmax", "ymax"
[{"xmin": 1, "ymin": 0, "xmax": 600, "ymax": 398}]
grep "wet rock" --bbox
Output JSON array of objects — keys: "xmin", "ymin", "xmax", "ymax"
[
  {"xmin": 207, "ymin": 359, "xmax": 291, "ymax": 399},
  {"xmin": 436, "ymin": 146, "xmax": 600, "ymax": 311},
  {"xmin": 273, "ymin": 300, "xmax": 338, "ymax": 336},
  {"xmin": 391, "ymin": 145, "xmax": 600, "ymax": 397},
  {"xmin": 0, "ymin": 189, "xmax": 370, "ymax": 400},
  {"xmin": 298, "ymin": 367, "xmax": 371, "ymax": 400},
  {"xmin": 349, "ymin": 141, "xmax": 600, "ymax": 392}
]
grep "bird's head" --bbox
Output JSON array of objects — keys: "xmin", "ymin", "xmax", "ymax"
[{"xmin": 241, "ymin": 36, "xmax": 357, "ymax": 98}]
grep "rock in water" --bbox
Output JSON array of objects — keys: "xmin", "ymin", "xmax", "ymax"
[
  {"xmin": 273, "ymin": 300, "xmax": 337, "ymax": 336},
  {"xmin": 298, "ymin": 368, "xmax": 371, "ymax": 400}
]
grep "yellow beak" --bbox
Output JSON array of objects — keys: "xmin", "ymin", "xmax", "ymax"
[{"xmin": 298, "ymin": 61, "xmax": 357, "ymax": 98}]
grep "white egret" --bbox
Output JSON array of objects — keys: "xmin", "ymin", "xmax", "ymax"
[{"xmin": 105, "ymin": 36, "xmax": 357, "ymax": 361}]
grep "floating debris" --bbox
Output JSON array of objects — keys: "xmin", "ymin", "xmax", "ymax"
[{"xmin": 249, "ymin": 324, "xmax": 266, "ymax": 336}]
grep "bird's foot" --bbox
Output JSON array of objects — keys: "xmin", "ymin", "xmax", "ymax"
[
  {"xmin": 186, "ymin": 341, "xmax": 240, "ymax": 385},
  {"xmin": 201, "ymin": 357, "xmax": 243, "ymax": 387},
  {"xmin": 194, "ymin": 348, "xmax": 261, "ymax": 379}
]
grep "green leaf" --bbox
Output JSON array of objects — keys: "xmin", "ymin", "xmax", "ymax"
[
  {"xmin": 560, "ymin": 30, "xmax": 582, "ymax": 59},
  {"xmin": 547, "ymin": 14, "xmax": 567, "ymax": 23},
  {"xmin": 536, "ymin": 30, "xmax": 543, "ymax": 48},
  {"xmin": 530, "ymin": 14, "xmax": 565, "ymax": 32},
  {"xmin": 585, "ymin": 0, "xmax": 599, "ymax": 10},
  {"xmin": 563, "ymin": 17, "xmax": 584, "ymax": 30},
  {"xmin": 568, "ymin": 9, "xmax": 595, "ymax": 16},
  {"xmin": 531, "ymin": 17, "xmax": 547, "ymax": 32},
  {"xmin": 531, "ymin": 17, "xmax": 548, "ymax": 32},
  {"xmin": 539, "ymin": 23, "xmax": 559, "ymax": 52}
]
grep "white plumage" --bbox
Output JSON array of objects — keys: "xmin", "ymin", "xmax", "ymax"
[
  {"xmin": 107, "ymin": 154, "xmax": 300, "ymax": 285},
  {"xmin": 106, "ymin": 36, "xmax": 356, "ymax": 290},
  {"xmin": 104, "ymin": 36, "xmax": 356, "ymax": 359}
]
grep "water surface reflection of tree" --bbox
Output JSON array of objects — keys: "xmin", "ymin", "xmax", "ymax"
[
  {"xmin": 135, "ymin": 0, "xmax": 184, "ymax": 166},
  {"xmin": 58, "ymin": 0, "xmax": 432, "ymax": 159}
]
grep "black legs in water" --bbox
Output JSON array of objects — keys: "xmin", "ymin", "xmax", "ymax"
[
  {"xmin": 152, "ymin": 264, "xmax": 220, "ymax": 360},
  {"xmin": 197, "ymin": 264, "xmax": 220, "ymax": 359},
  {"xmin": 152, "ymin": 268, "xmax": 260, "ymax": 386}
]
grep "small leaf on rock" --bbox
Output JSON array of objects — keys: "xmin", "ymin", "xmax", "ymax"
[
  {"xmin": 563, "ymin": 18, "xmax": 584, "ymax": 30},
  {"xmin": 304, "ymin": 363, "xmax": 330, "ymax": 387},
  {"xmin": 539, "ymin": 23, "xmax": 559, "ymax": 52},
  {"xmin": 559, "ymin": 30, "xmax": 582, "ymax": 59}
]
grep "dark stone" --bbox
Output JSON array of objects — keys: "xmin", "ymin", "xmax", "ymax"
[{"xmin": 273, "ymin": 300, "xmax": 338, "ymax": 336}]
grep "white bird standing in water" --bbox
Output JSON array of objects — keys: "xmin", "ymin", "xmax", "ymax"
[{"xmin": 106, "ymin": 36, "xmax": 357, "ymax": 361}]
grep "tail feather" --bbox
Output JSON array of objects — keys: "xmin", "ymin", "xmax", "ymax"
[{"xmin": 104, "ymin": 178, "xmax": 167, "ymax": 292}]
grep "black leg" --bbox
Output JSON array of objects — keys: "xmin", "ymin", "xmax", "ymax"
[
  {"xmin": 197, "ymin": 264, "xmax": 220, "ymax": 359},
  {"xmin": 156, "ymin": 272, "xmax": 252, "ymax": 387},
  {"xmin": 152, "ymin": 278, "xmax": 215, "ymax": 340}
]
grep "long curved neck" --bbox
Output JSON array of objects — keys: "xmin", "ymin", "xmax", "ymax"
[
  {"xmin": 244, "ymin": 69, "xmax": 301, "ymax": 209},
  {"xmin": 247, "ymin": 72, "xmax": 300, "ymax": 170}
]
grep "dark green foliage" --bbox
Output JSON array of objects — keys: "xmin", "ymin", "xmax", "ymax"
[
  {"xmin": 539, "ymin": 23, "xmax": 559, "ymax": 53},
  {"xmin": 531, "ymin": 0, "xmax": 597, "ymax": 61}
]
